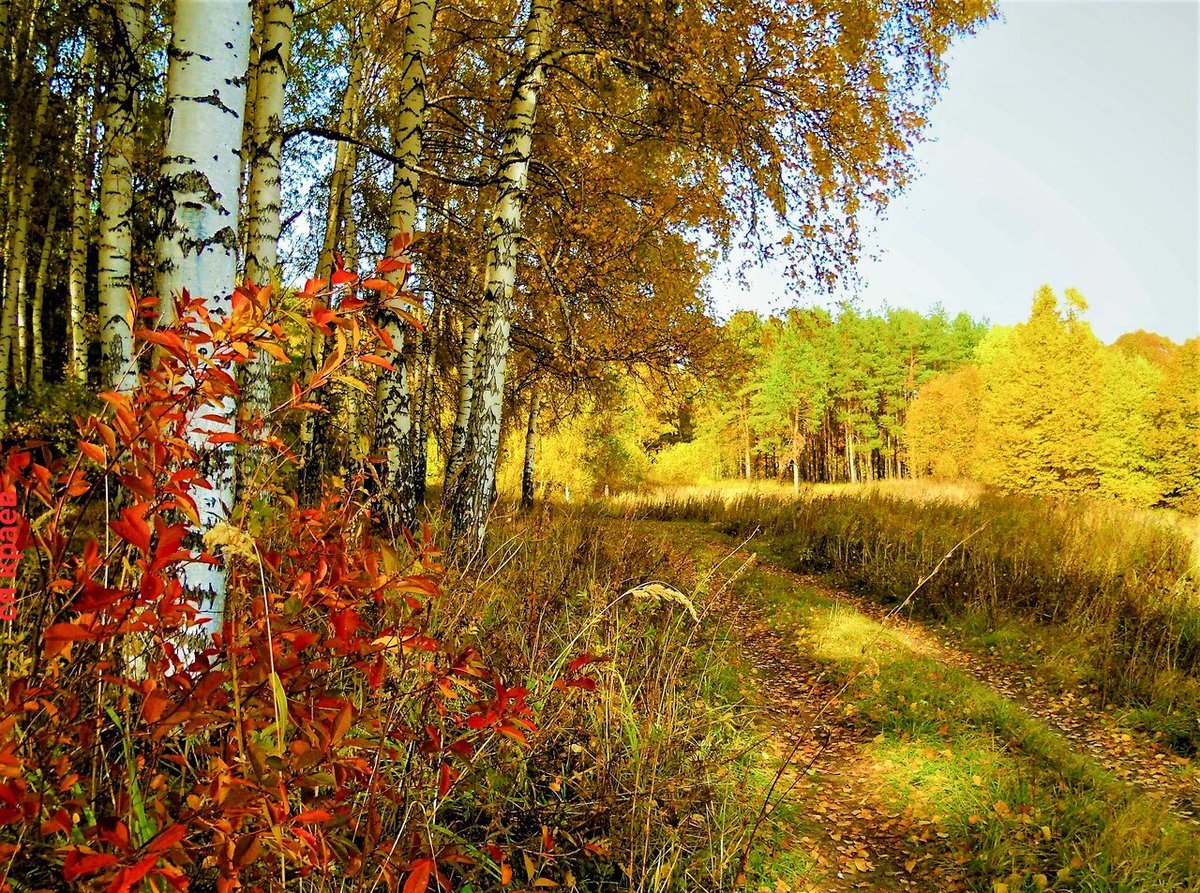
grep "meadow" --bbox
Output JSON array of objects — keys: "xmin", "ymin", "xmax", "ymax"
[{"xmin": 612, "ymin": 481, "xmax": 1200, "ymax": 755}]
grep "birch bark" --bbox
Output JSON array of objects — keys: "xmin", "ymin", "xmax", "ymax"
[
  {"xmin": 444, "ymin": 314, "xmax": 479, "ymax": 488},
  {"xmin": 297, "ymin": 43, "xmax": 363, "ymax": 502},
  {"xmin": 446, "ymin": 0, "xmax": 559, "ymax": 547},
  {"xmin": 372, "ymin": 0, "xmax": 435, "ymax": 530},
  {"xmin": 155, "ymin": 0, "xmax": 253, "ymax": 646},
  {"xmin": 520, "ymin": 384, "xmax": 541, "ymax": 510},
  {"xmin": 241, "ymin": 0, "xmax": 294, "ymax": 440},
  {"xmin": 29, "ymin": 204, "xmax": 55, "ymax": 388},
  {"xmin": 68, "ymin": 39, "xmax": 97, "ymax": 382},
  {"xmin": 0, "ymin": 51, "xmax": 55, "ymax": 422},
  {"xmin": 97, "ymin": 0, "xmax": 146, "ymax": 392}
]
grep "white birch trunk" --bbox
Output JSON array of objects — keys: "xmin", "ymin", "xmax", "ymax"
[
  {"xmin": 520, "ymin": 384, "xmax": 540, "ymax": 510},
  {"xmin": 29, "ymin": 204, "xmax": 55, "ymax": 388},
  {"xmin": 241, "ymin": 0, "xmax": 294, "ymax": 442},
  {"xmin": 447, "ymin": 0, "xmax": 558, "ymax": 546},
  {"xmin": 297, "ymin": 45, "xmax": 363, "ymax": 500},
  {"xmin": 155, "ymin": 0, "xmax": 252, "ymax": 647},
  {"xmin": 0, "ymin": 52, "xmax": 55, "ymax": 424},
  {"xmin": 68, "ymin": 39, "xmax": 96, "ymax": 383},
  {"xmin": 97, "ymin": 0, "xmax": 145, "ymax": 393},
  {"xmin": 444, "ymin": 313, "xmax": 479, "ymax": 488},
  {"xmin": 372, "ymin": 0, "xmax": 435, "ymax": 530}
]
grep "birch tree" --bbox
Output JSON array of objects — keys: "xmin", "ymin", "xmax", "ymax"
[
  {"xmin": 520, "ymin": 382, "xmax": 540, "ymax": 510},
  {"xmin": 241, "ymin": 0, "xmax": 294, "ymax": 441},
  {"xmin": 444, "ymin": 314, "xmax": 478, "ymax": 487},
  {"xmin": 446, "ymin": 0, "xmax": 558, "ymax": 546},
  {"xmin": 372, "ymin": 0, "xmax": 435, "ymax": 530},
  {"xmin": 297, "ymin": 41, "xmax": 363, "ymax": 502},
  {"xmin": 68, "ymin": 38, "xmax": 96, "ymax": 382},
  {"xmin": 155, "ymin": 0, "xmax": 253, "ymax": 647},
  {"xmin": 0, "ymin": 50, "xmax": 54, "ymax": 423},
  {"xmin": 29, "ymin": 204, "xmax": 56, "ymax": 388},
  {"xmin": 97, "ymin": 0, "xmax": 145, "ymax": 392}
]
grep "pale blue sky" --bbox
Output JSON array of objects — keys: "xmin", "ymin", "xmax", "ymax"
[{"xmin": 716, "ymin": 0, "xmax": 1199, "ymax": 344}]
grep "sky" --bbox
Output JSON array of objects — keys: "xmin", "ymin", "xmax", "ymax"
[{"xmin": 714, "ymin": 0, "xmax": 1200, "ymax": 345}]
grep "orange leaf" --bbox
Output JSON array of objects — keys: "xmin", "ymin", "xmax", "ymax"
[
  {"xmin": 110, "ymin": 502, "xmax": 152, "ymax": 553},
  {"xmin": 79, "ymin": 441, "xmax": 106, "ymax": 464},
  {"xmin": 361, "ymin": 278, "xmax": 397, "ymax": 294},
  {"xmin": 403, "ymin": 858, "xmax": 434, "ymax": 893},
  {"xmin": 358, "ymin": 355, "xmax": 396, "ymax": 372}
]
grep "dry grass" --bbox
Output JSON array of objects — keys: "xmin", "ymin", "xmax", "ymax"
[{"xmin": 605, "ymin": 482, "xmax": 1200, "ymax": 751}]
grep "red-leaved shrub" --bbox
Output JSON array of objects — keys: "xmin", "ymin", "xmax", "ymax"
[{"xmin": 0, "ymin": 256, "xmax": 593, "ymax": 892}]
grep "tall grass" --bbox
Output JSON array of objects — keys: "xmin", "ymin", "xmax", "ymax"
[
  {"xmin": 434, "ymin": 507, "xmax": 762, "ymax": 890},
  {"xmin": 614, "ymin": 486, "xmax": 1200, "ymax": 734}
]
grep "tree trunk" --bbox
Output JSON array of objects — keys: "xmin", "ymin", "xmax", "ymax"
[
  {"xmin": 372, "ymin": 0, "xmax": 435, "ymax": 531},
  {"xmin": 445, "ymin": 313, "xmax": 479, "ymax": 489},
  {"xmin": 241, "ymin": 0, "xmax": 294, "ymax": 441},
  {"xmin": 68, "ymin": 38, "xmax": 96, "ymax": 383},
  {"xmin": 743, "ymin": 397, "xmax": 752, "ymax": 480},
  {"xmin": 792, "ymin": 410, "xmax": 801, "ymax": 493},
  {"xmin": 298, "ymin": 42, "xmax": 363, "ymax": 503},
  {"xmin": 412, "ymin": 292, "xmax": 442, "ymax": 506},
  {"xmin": 97, "ymin": 0, "xmax": 145, "ymax": 392},
  {"xmin": 155, "ymin": 0, "xmax": 252, "ymax": 649},
  {"xmin": 0, "ymin": 51, "xmax": 54, "ymax": 423},
  {"xmin": 521, "ymin": 384, "xmax": 541, "ymax": 510},
  {"xmin": 29, "ymin": 204, "xmax": 55, "ymax": 388},
  {"xmin": 446, "ymin": 0, "xmax": 558, "ymax": 549}
]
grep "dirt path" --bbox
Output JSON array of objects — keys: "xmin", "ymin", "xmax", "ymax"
[
  {"xmin": 767, "ymin": 566, "xmax": 1200, "ymax": 829},
  {"xmin": 709, "ymin": 541, "xmax": 1200, "ymax": 890},
  {"xmin": 726, "ymin": 588, "xmax": 973, "ymax": 891}
]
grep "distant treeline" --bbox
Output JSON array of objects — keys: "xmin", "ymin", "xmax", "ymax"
[
  {"xmin": 644, "ymin": 288, "xmax": 1196, "ymax": 511},
  {"xmin": 695, "ymin": 304, "xmax": 985, "ymax": 486}
]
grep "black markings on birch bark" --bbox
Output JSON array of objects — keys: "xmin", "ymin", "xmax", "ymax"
[
  {"xmin": 68, "ymin": 38, "xmax": 97, "ymax": 384},
  {"xmin": 239, "ymin": 0, "xmax": 294, "ymax": 464},
  {"xmin": 521, "ymin": 383, "xmax": 541, "ymax": 510},
  {"xmin": 446, "ymin": 0, "xmax": 559, "ymax": 549},
  {"xmin": 154, "ymin": 0, "xmax": 252, "ymax": 652},
  {"xmin": 97, "ymin": 0, "xmax": 146, "ymax": 393},
  {"xmin": 298, "ymin": 38, "xmax": 363, "ymax": 504},
  {"xmin": 372, "ymin": 0, "xmax": 435, "ymax": 531},
  {"xmin": 0, "ymin": 48, "xmax": 56, "ymax": 422}
]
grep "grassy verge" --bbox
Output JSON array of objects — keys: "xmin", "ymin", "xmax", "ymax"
[
  {"xmin": 438, "ymin": 507, "xmax": 793, "ymax": 891},
  {"xmin": 647, "ymin": 521, "xmax": 1200, "ymax": 892},
  {"xmin": 612, "ymin": 487, "xmax": 1200, "ymax": 754}
]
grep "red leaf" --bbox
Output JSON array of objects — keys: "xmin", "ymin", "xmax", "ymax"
[
  {"xmin": 79, "ymin": 441, "xmax": 106, "ymax": 464},
  {"xmin": 110, "ymin": 502, "xmax": 152, "ymax": 553},
  {"xmin": 106, "ymin": 853, "xmax": 157, "ymax": 893},
  {"xmin": 147, "ymin": 823, "xmax": 186, "ymax": 855},
  {"xmin": 567, "ymin": 652, "xmax": 600, "ymax": 674},
  {"xmin": 361, "ymin": 277, "xmax": 396, "ymax": 294},
  {"xmin": 438, "ymin": 762, "xmax": 459, "ymax": 797},
  {"xmin": 293, "ymin": 809, "xmax": 333, "ymax": 824},
  {"xmin": 141, "ymin": 689, "xmax": 170, "ymax": 724},
  {"xmin": 206, "ymin": 432, "xmax": 244, "ymax": 445},
  {"xmin": 358, "ymin": 354, "xmax": 396, "ymax": 372},
  {"xmin": 44, "ymin": 622, "xmax": 93, "ymax": 643},
  {"xmin": 63, "ymin": 851, "xmax": 118, "ymax": 882},
  {"xmin": 403, "ymin": 857, "xmax": 434, "ymax": 893},
  {"xmin": 331, "ymin": 269, "xmax": 357, "ymax": 286}
]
